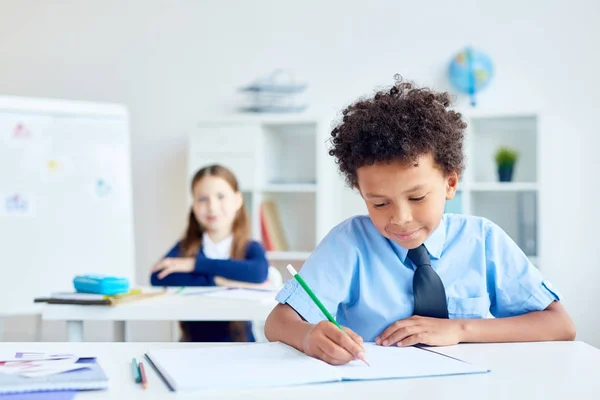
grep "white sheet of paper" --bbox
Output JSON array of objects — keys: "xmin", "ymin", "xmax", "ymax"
[
  {"xmin": 201, "ymin": 288, "xmax": 277, "ymax": 302},
  {"xmin": 0, "ymin": 352, "xmax": 82, "ymax": 362},
  {"xmin": 179, "ymin": 287, "xmax": 228, "ymax": 296},
  {"xmin": 146, "ymin": 342, "xmax": 337, "ymax": 391},
  {"xmin": 49, "ymin": 293, "xmax": 106, "ymax": 301},
  {"xmin": 146, "ymin": 342, "xmax": 489, "ymax": 392},
  {"xmin": 335, "ymin": 343, "xmax": 489, "ymax": 380},
  {"xmin": 19, "ymin": 363, "xmax": 91, "ymax": 378},
  {"xmin": 0, "ymin": 357, "xmax": 86, "ymax": 376}
]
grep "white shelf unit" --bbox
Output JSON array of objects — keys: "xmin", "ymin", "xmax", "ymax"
[
  {"xmin": 188, "ymin": 115, "xmax": 337, "ymax": 265},
  {"xmin": 444, "ymin": 112, "xmax": 541, "ymax": 267}
]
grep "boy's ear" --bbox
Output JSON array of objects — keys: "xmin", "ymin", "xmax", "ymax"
[{"xmin": 445, "ymin": 172, "xmax": 459, "ymax": 200}]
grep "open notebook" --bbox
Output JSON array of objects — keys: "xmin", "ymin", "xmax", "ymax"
[{"xmin": 145, "ymin": 342, "xmax": 489, "ymax": 392}]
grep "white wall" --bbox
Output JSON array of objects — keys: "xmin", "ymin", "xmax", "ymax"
[{"xmin": 1, "ymin": 0, "xmax": 598, "ymax": 345}]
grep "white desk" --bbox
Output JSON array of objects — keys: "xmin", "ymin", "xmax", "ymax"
[
  {"xmin": 0, "ymin": 341, "xmax": 598, "ymax": 399},
  {"xmin": 40, "ymin": 290, "xmax": 277, "ymax": 342}
]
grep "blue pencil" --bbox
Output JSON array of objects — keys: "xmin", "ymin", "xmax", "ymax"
[{"xmin": 132, "ymin": 357, "xmax": 141, "ymax": 383}]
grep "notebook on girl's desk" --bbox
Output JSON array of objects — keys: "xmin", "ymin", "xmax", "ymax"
[{"xmin": 145, "ymin": 342, "xmax": 489, "ymax": 392}]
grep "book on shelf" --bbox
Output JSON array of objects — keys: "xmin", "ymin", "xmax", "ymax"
[{"xmin": 260, "ymin": 201, "xmax": 288, "ymax": 251}]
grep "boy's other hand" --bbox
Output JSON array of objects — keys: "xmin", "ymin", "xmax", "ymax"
[
  {"xmin": 302, "ymin": 321, "xmax": 365, "ymax": 365},
  {"xmin": 375, "ymin": 316, "xmax": 462, "ymax": 347},
  {"xmin": 152, "ymin": 257, "xmax": 195, "ymax": 279}
]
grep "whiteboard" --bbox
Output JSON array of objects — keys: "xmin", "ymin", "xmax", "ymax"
[{"xmin": 0, "ymin": 95, "xmax": 135, "ymax": 314}]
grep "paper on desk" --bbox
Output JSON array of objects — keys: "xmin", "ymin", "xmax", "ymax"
[
  {"xmin": 202, "ymin": 288, "xmax": 277, "ymax": 302},
  {"xmin": 0, "ymin": 353, "xmax": 83, "ymax": 363},
  {"xmin": 49, "ymin": 293, "xmax": 105, "ymax": 301},
  {"xmin": 179, "ymin": 287, "xmax": 228, "ymax": 296},
  {"xmin": 335, "ymin": 343, "xmax": 489, "ymax": 381},
  {"xmin": 0, "ymin": 390, "xmax": 77, "ymax": 399},
  {"xmin": 0, "ymin": 357, "xmax": 90, "ymax": 377}
]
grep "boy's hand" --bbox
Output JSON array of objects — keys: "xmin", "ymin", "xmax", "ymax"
[
  {"xmin": 152, "ymin": 257, "xmax": 195, "ymax": 279},
  {"xmin": 375, "ymin": 316, "xmax": 463, "ymax": 347},
  {"xmin": 302, "ymin": 321, "xmax": 366, "ymax": 365}
]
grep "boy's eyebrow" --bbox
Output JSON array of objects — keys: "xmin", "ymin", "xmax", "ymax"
[
  {"xmin": 363, "ymin": 192, "xmax": 387, "ymax": 199},
  {"xmin": 364, "ymin": 185, "xmax": 426, "ymax": 199},
  {"xmin": 404, "ymin": 184, "xmax": 426, "ymax": 194}
]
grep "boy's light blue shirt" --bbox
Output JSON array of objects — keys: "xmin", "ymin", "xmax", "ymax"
[{"xmin": 276, "ymin": 213, "xmax": 561, "ymax": 342}]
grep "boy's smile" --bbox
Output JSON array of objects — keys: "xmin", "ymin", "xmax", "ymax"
[{"xmin": 356, "ymin": 153, "xmax": 458, "ymax": 250}]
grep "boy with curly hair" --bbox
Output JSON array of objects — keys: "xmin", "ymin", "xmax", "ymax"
[{"xmin": 264, "ymin": 80, "xmax": 575, "ymax": 365}]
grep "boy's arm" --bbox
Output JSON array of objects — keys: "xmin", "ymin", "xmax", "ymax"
[
  {"xmin": 376, "ymin": 301, "xmax": 575, "ymax": 347},
  {"xmin": 483, "ymin": 220, "xmax": 576, "ymax": 341},
  {"xmin": 461, "ymin": 301, "xmax": 575, "ymax": 342},
  {"xmin": 264, "ymin": 303, "xmax": 313, "ymax": 352}
]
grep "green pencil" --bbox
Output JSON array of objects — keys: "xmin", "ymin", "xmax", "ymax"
[{"xmin": 286, "ymin": 264, "xmax": 369, "ymax": 366}]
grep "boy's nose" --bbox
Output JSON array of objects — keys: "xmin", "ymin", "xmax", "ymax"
[{"xmin": 390, "ymin": 206, "xmax": 413, "ymax": 225}]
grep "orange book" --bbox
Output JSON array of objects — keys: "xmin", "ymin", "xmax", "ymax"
[
  {"xmin": 261, "ymin": 201, "xmax": 288, "ymax": 251},
  {"xmin": 260, "ymin": 206, "xmax": 274, "ymax": 251}
]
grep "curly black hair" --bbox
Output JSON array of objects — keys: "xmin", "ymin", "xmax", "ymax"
[{"xmin": 328, "ymin": 80, "xmax": 467, "ymax": 188}]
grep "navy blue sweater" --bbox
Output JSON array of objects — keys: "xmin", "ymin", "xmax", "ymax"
[
  {"xmin": 150, "ymin": 240, "xmax": 269, "ymax": 287},
  {"xmin": 150, "ymin": 240, "xmax": 269, "ymax": 342}
]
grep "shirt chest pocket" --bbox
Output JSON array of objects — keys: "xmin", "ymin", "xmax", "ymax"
[{"xmin": 447, "ymin": 295, "xmax": 490, "ymax": 319}]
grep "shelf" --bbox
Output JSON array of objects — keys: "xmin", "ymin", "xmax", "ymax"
[
  {"xmin": 197, "ymin": 114, "xmax": 324, "ymax": 125},
  {"xmin": 267, "ymin": 251, "xmax": 311, "ymax": 261},
  {"xmin": 261, "ymin": 183, "xmax": 317, "ymax": 193},
  {"xmin": 467, "ymin": 182, "xmax": 538, "ymax": 192}
]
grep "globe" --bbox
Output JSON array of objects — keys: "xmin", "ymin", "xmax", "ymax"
[{"xmin": 448, "ymin": 47, "xmax": 494, "ymax": 106}]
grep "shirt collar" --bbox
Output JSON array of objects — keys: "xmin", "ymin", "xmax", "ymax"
[
  {"xmin": 391, "ymin": 215, "xmax": 447, "ymax": 263},
  {"xmin": 202, "ymin": 232, "xmax": 233, "ymax": 260}
]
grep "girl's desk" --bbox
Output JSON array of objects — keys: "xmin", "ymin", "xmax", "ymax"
[
  {"xmin": 39, "ymin": 288, "xmax": 277, "ymax": 342},
  {"xmin": 0, "ymin": 341, "xmax": 597, "ymax": 399}
]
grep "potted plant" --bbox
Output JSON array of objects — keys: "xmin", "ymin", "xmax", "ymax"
[{"xmin": 495, "ymin": 147, "xmax": 518, "ymax": 182}]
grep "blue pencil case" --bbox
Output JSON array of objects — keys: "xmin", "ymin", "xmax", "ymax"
[{"xmin": 73, "ymin": 274, "xmax": 130, "ymax": 296}]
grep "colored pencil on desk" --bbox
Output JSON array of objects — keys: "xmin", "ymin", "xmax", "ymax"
[
  {"xmin": 138, "ymin": 361, "xmax": 148, "ymax": 389},
  {"xmin": 286, "ymin": 264, "xmax": 370, "ymax": 366},
  {"xmin": 131, "ymin": 357, "xmax": 141, "ymax": 383}
]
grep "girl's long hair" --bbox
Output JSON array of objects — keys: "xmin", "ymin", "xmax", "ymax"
[{"xmin": 180, "ymin": 164, "xmax": 250, "ymax": 259}]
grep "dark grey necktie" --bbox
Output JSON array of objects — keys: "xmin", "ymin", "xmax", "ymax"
[{"xmin": 407, "ymin": 244, "xmax": 449, "ymax": 319}]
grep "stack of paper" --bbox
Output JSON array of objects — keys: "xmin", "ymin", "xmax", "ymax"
[
  {"xmin": 201, "ymin": 288, "xmax": 277, "ymax": 302},
  {"xmin": 0, "ymin": 352, "xmax": 108, "ymax": 395}
]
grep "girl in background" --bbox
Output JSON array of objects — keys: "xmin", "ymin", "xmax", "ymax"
[{"xmin": 151, "ymin": 164, "xmax": 269, "ymax": 342}]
